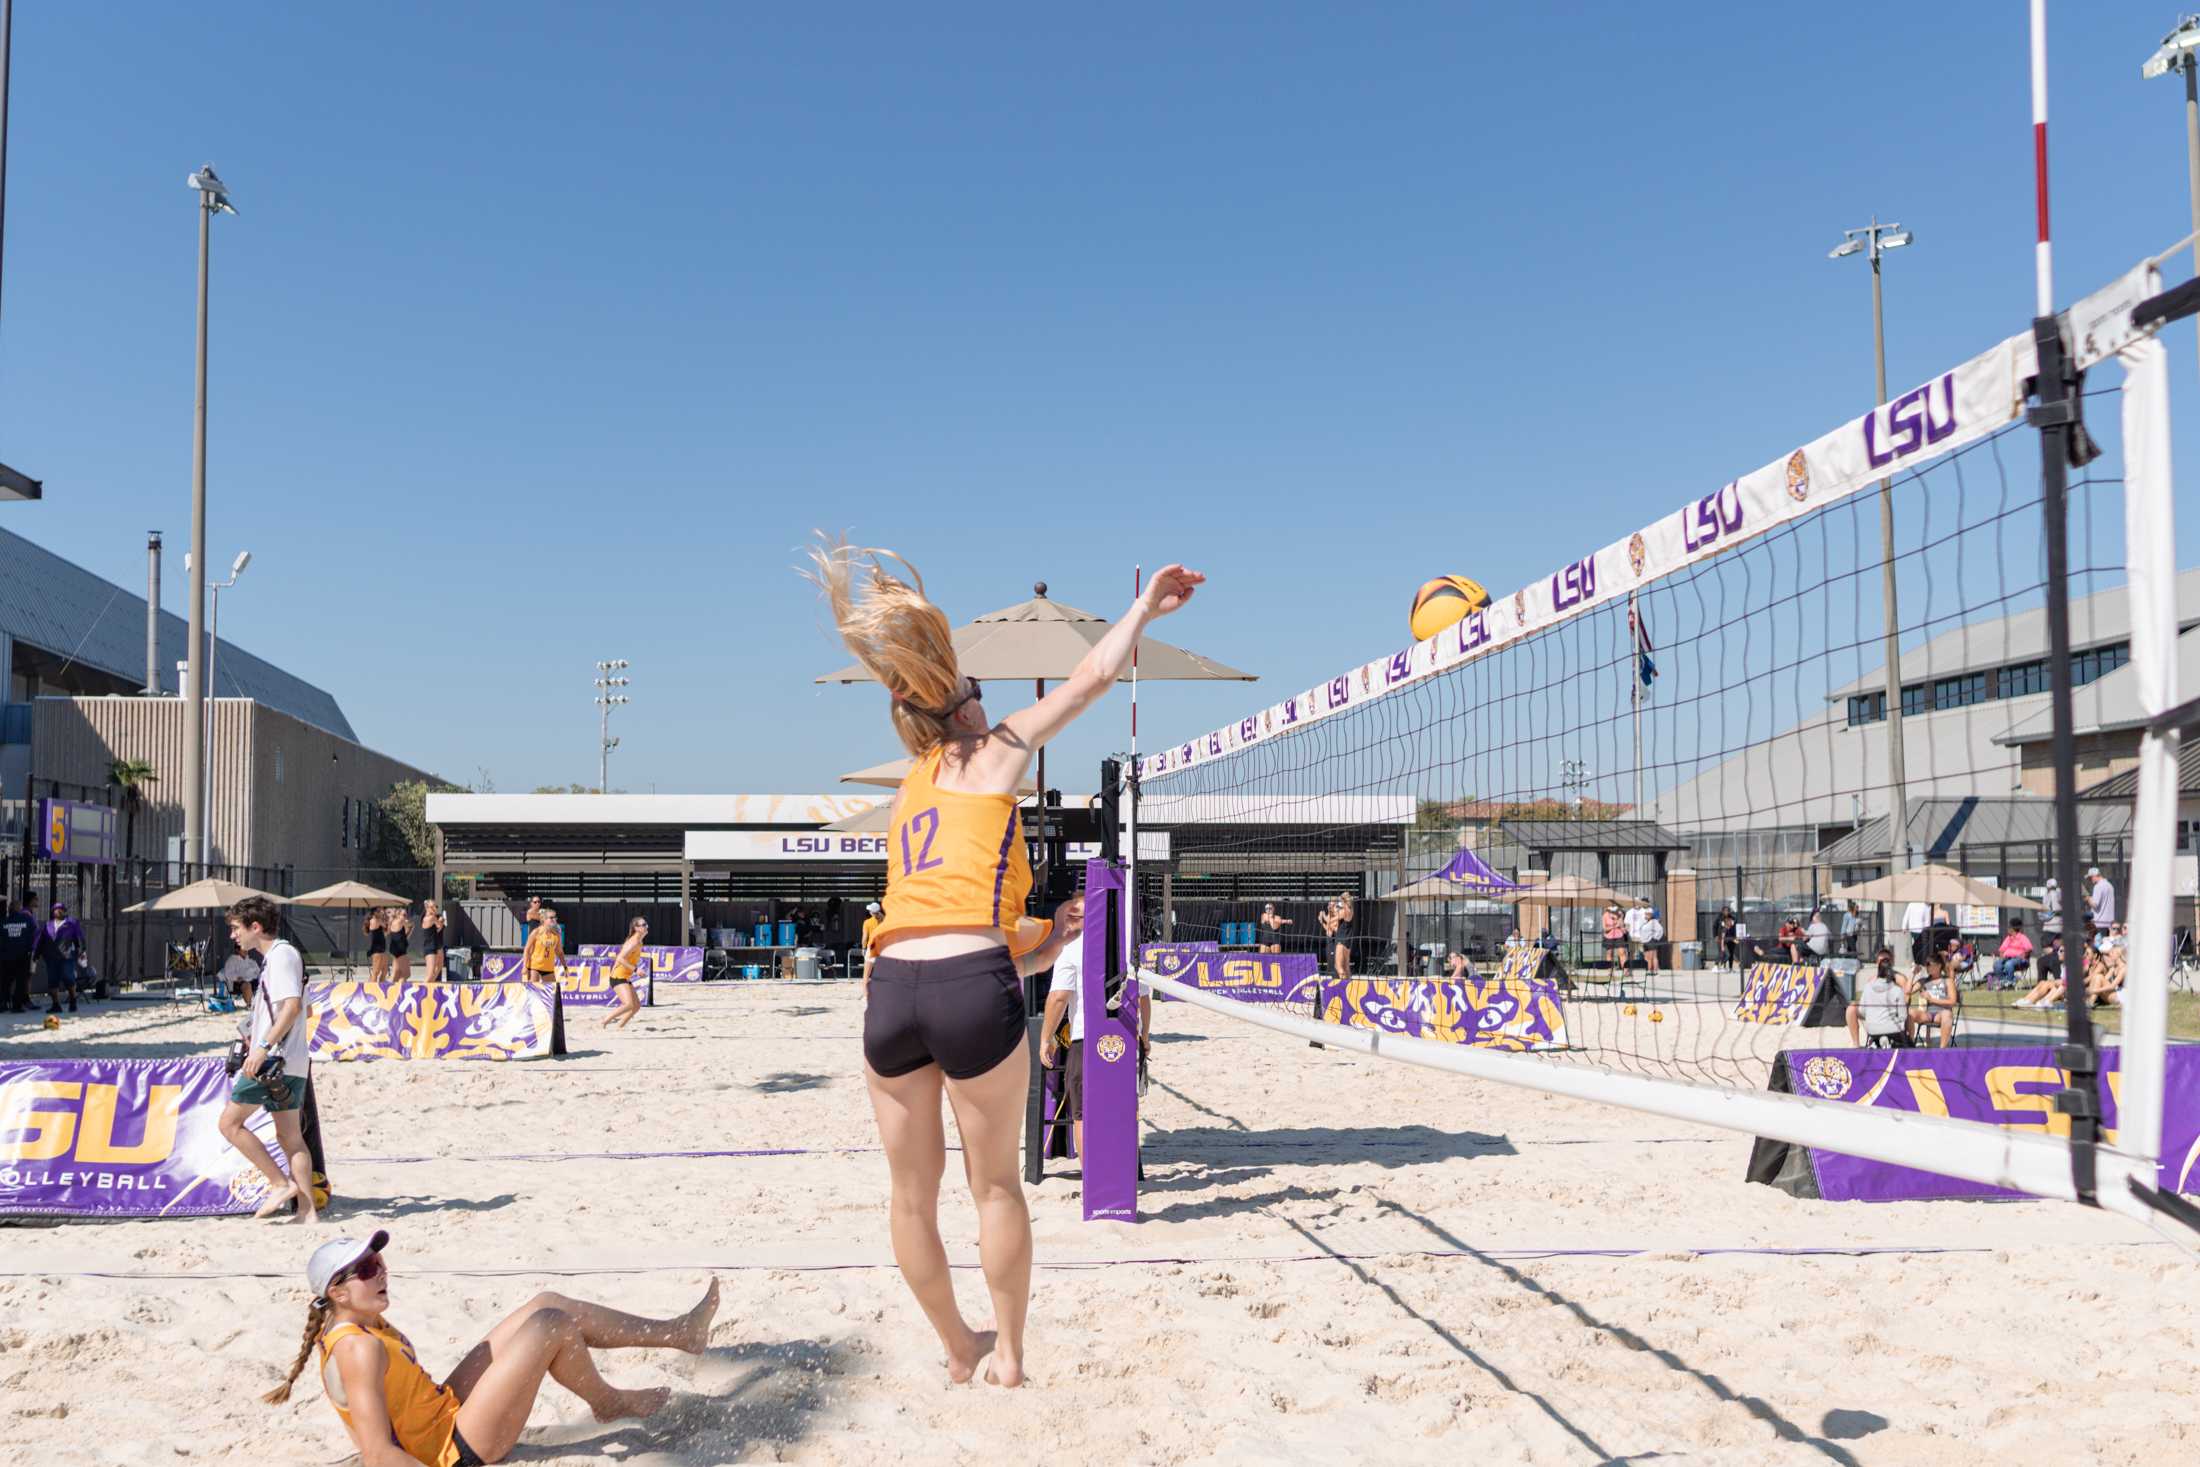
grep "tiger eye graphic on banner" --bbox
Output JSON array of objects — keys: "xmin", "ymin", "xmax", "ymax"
[
  {"xmin": 1319, "ymin": 948, "xmax": 1568, "ymax": 1051},
  {"xmin": 1733, "ymin": 963, "xmax": 1821, "ymax": 1024},
  {"xmin": 306, "ymin": 980, "xmax": 564, "ymax": 1060}
]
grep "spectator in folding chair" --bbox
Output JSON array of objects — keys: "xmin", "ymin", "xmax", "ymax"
[
  {"xmin": 1805, "ymin": 911, "xmax": 1833, "ymax": 964},
  {"xmin": 2015, "ymin": 937, "xmax": 2069, "ymax": 1008},
  {"xmin": 1990, "ymin": 919, "xmax": 2033, "ymax": 990},
  {"xmin": 1777, "ymin": 917, "xmax": 1805, "ymax": 966},
  {"xmin": 1846, "ymin": 949, "xmax": 1913, "ymax": 1047},
  {"xmin": 1909, "ymin": 951, "xmax": 1959, "ymax": 1048}
]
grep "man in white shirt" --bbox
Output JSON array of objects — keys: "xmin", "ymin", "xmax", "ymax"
[
  {"xmin": 2086, "ymin": 868, "xmax": 2117, "ymax": 941},
  {"xmin": 1039, "ymin": 937, "xmax": 1148, "ymax": 1158},
  {"xmin": 216, "ymin": 896, "xmax": 318, "ymax": 1224},
  {"xmin": 1805, "ymin": 912, "xmax": 1833, "ymax": 960},
  {"xmin": 1903, "ymin": 901, "xmax": 1933, "ymax": 966}
]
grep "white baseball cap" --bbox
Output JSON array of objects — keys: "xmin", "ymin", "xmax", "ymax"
[
  {"xmin": 307, "ymin": 1229, "xmax": 389, "ymax": 1299},
  {"xmin": 865, "ymin": 902, "xmax": 882, "ymax": 914}
]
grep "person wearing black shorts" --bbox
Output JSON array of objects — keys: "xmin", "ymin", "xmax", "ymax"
[{"xmin": 387, "ymin": 907, "xmax": 413, "ymax": 981}]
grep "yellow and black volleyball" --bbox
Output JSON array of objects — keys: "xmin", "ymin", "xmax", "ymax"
[{"xmin": 1408, "ymin": 575, "xmax": 1490, "ymax": 642}]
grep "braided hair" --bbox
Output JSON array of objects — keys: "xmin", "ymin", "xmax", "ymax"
[{"xmin": 264, "ymin": 1296, "xmax": 331, "ymax": 1405}]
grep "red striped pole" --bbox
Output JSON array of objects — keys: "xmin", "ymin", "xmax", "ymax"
[{"xmin": 2030, "ymin": 0, "xmax": 2053, "ymax": 315}]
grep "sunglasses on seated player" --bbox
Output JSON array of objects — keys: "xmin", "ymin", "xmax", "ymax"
[{"xmin": 331, "ymin": 1252, "xmax": 385, "ymax": 1289}]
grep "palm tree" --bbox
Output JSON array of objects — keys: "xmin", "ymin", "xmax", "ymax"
[{"xmin": 109, "ymin": 759, "xmax": 157, "ymax": 981}]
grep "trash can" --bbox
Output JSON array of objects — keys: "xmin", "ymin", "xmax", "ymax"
[
  {"xmin": 795, "ymin": 947, "xmax": 821, "ymax": 982},
  {"xmin": 1678, "ymin": 941, "xmax": 1702, "ymax": 971}
]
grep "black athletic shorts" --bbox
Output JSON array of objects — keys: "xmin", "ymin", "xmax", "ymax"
[
  {"xmin": 864, "ymin": 947, "xmax": 1026, "ymax": 1080},
  {"xmin": 453, "ymin": 1422, "xmax": 485, "ymax": 1467},
  {"xmin": 1062, "ymin": 1040, "xmax": 1085, "ymax": 1121}
]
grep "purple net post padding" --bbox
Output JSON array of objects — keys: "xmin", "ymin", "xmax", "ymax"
[
  {"xmin": 0, "ymin": 1056, "xmax": 295, "ymax": 1218},
  {"xmin": 1772, "ymin": 1045, "xmax": 2200, "ymax": 1202},
  {"xmin": 1081, "ymin": 858, "xmax": 1139, "ymax": 1223}
]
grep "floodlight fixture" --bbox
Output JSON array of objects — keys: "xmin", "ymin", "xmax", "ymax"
[{"xmin": 2142, "ymin": 16, "xmax": 2200, "ymax": 80}]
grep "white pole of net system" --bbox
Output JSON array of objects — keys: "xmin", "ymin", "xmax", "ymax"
[
  {"xmin": 2031, "ymin": 0, "xmax": 2054, "ymax": 315},
  {"xmin": 2110, "ymin": 319, "xmax": 2177, "ymax": 1172},
  {"xmin": 1137, "ymin": 963, "xmax": 2169, "ymax": 1225}
]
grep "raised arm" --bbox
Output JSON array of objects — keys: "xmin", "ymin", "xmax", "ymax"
[{"xmin": 990, "ymin": 566, "xmax": 1204, "ymax": 763}]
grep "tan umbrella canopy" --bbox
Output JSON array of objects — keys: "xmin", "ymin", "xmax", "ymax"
[
  {"xmin": 1827, "ymin": 864, "xmax": 2043, "ymax": 911},
  {"xmin": 286, "ymin": 880, "xmax": 412, "ymax": 909},
  {"xmin": 814, "ymin": 584, "xmax": 1255, "ymax": 686},
  {"xmin": 822, "ymin": 803, "xmax": 894, "ymax": 834},
  {"xmin": 1498, "ymin": 873, "xmax": 1640, "ymax": 908},
  {"xmin": 839, "ymin": 755, "xmax": 1035, "ymax": 796},
  {"xmin": 123, "ymin": 877, "xmax": 282, "ymax": 913}
]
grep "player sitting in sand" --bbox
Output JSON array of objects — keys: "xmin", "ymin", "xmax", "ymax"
[
  {"xmin": 267, "ymin": 1230, "xmax": 719, "ymax": 1466},
  {"xmin": 607, "ymin": 917, "xmax": 647, "ymax": 1028}
]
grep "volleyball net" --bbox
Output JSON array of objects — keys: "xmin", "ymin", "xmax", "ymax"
[{"xmin": 1129, "ymin": 253, "xmax": 2191, "ymax": 1229}]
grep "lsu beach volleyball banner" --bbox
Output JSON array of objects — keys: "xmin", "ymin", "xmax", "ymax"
[
  {"xmin": 0, "ymin": 1057, "xmax": 297, "ymax": 1218},
  {"xmin": 1750, "ymin": 1045, "xmax": 2200, "ymax": 1203},
  {"xmin": 1141, "ymin": 946, "xmax": 1317, "ymax": 1006},
  {"xmin": 579, "ymin": 944, "xmax": 704, "ymax": 984},
  {"xmin": 478, "ymin": 953, "xmax": 653, "ymax": 1008},
  {"xmin": 307, "ymin": 980, "xmax": 564, "ymax": 1060},
  {"xmin": 1734, "ymin": 963, "xmax": 1820, "ymax": 1024},
  {"xmin": 1139, "ymin": 260, "xmax": 2161, "ymax": 784},
  {"xmin": 1318, "ymin": 974, "xmax": 1568, "ymax": 1052}
]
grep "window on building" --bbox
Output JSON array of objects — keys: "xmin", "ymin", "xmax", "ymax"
[
  {"xmin": 1847, "ymin": 692, "xmax": 1884, "ymax": 727},
  {"xmin": 274, "ymin": 747, "xmax": 284, "ymax": 785},
  {"xmin": 1998, "ymin": 659, "xmax": 2049, "ymax": 698},
  {"xmin": 1901, "ymin": 684, "xmax": 1930, "ymax": 718},
  {"xmin": 1932, "ymin": 672, "xmax": 1987, "ymax": 711},
  {"xmin": 2070, "ymin": 641, "xmax": 2130, "ymax": 688}
]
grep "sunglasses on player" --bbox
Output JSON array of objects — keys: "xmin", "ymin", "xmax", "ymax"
[{"xmin": 332, "ymin": 1252, "xmax": 385, "ymax": 1289}]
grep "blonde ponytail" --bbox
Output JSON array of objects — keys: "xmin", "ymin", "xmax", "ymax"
[
  {"xmin": 805, "ymin": 535, "xmax": 966, "ymax": 756},
  {"xmin": 264, "ymin": 1297, "xmax": 331, "ymax": 1405}
]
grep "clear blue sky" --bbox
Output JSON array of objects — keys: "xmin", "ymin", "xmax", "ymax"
[{"xmin": 4, "ymin": 4, "xmax": 2194, "ymax": 795}]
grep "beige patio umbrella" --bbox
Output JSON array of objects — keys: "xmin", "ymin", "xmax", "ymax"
[
  {"xmin": 286, "ymin": 880, "xmax": 417, "ymax": 971},
  {"xmin": 839, "ymin": 755, "xmax": 1035, "ymax": 796},
  {"xmin": 817, "ymin": 581, "xmax": 1255, "ymax": 877},
  {"xmin": 123, "ymin": 876, "xmax": 282, "ymax": 913},
  {"xmin": 821, "ymin": 803, "xmax": 894, "ymax": 834},
  {"xmin": 1497, "ymin": 873, "xmax": 1640, "ymax": 908},
  {"xmin": 1827, "ymin": 864, "xmax": 2043, "ymax": 911}
]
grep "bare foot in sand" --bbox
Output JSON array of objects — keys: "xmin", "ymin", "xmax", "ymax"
[
  {"xmin": 947, "ymin": 1328, "xmax": 996, "ymax": 1385},
  {"xmin": 984, "ymin": 1350, "xmax": 1024, "ymax": 1389},
  {"xmin": 675, "ymin": 1278, "xmax": 721, "ymax": 1353},
  {"xmin": 253, "ymin": 1184, "xmax": 299, "ymax": 1220},
  {"xmin": 591, "ymin": 1386, "xmax": 670, "ymax": 1423}
]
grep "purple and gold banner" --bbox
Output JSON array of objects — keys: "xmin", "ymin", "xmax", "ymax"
[
  {"xmin": 1141, "ymin": 946, "xmax": 1317, "ymax": 1006},
  {"xmin": 478, "ymin": 954, "xmax": 652, "ymax": 1008},
  {"xmin": 1318, "ymin": 973, "xmax": 1568, "ymax": 1051},
  {"xmin": 1734, "ymin": 962, "xmax": 1819, "ymax": 1024},
  {"xmin": 1, "ymin": 1057, "xmax": 295, "ymax": 1218},
  {"xmin": 578, "ymin": 944, "xmax": 704, "ymax": 984},
  {"xmin": 1766, "ymin": 1045, "xmax": 2200, "ymax": 1202},
  {"xmin": 307, "ymin": 980, "xmax": 564, "ymax": 1061}
]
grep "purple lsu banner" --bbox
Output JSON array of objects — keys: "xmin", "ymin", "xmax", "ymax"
[
  {"xmin": 1318, "ymin": 974, "xmax": 1568, "ymax": 1051},
  {"xmin": 1734, "ymin": 962, "xmax": 1818, "ymax": 1024},
  {"xmin": 307, "ymin": 979, "xmax": 564, "ymax": 1060},
  {"xmin": 1, "ymin": 1057, "xmax": 296, "ymax": 1218},
  {"xmin": 1764, "ymin": 1045, "xmax": 2200, "ymax": 1202},
  {"xmin": 478, "ymin": 953, "xmax": 653, "ymax": 1008},
  {"xmin": 1141, "ymin": 945, "xmax": 1317, "ymax": 1006},
  {"xmin": 578, "ymin": 944, "xmax": 704, "ymax": 984}
]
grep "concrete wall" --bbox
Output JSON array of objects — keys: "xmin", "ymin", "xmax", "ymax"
[
  {"xmin": 2015, "ymin": 731, "xmax": 2143, "ymax": 798},
  {"xmin": 30, "ymin": 696, "xmax": 436, "ymax": 872}
]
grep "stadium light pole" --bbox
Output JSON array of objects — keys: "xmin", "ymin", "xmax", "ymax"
[
  {"xmin": 2143, "ymin": 15, "xmax": 2200, "ymax": 386},
  {"xmin": 181, "ymin": 165, "xmax": 236, "ymax": 872},
  {"xmin": 1830, "ymin": 218, "xmax": 1916, "ymax": 887},
  {"xmin": 593, "ymin": 660, "xmax": 630, "ymax": 793},
  {"xmin": 200, "ymin": 549, "xmax": 251, "ymax": 856}
]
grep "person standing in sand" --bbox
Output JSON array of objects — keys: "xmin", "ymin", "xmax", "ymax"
[
  {"xmin": 218, "ymin": 896, "xmax": 318, "ymax": 1225},
  {"xmin": 266, "ymin": 1229, "xmax": 719, "ymax": 1465},
  {"xmin": 366, "ymin": 908, "xmax": 389, "ymax": 981},
  {"xmin": 419, "ymin": 902, "xmax": 448, "ymax": 982},
  {"xmin": 523, "ymin": 904, "xmax": 564, "ymax": 985},
  {"xmin": 811, "ymin": 537, "xmax": 1203, "ymax": 1389},
  {"xmin": 606, "ymin": 917, "xmax": 647, "ymax": 1028}
]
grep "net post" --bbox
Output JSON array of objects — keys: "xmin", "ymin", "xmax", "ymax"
[
  {"xmin": 1079, "ymin": 853, "xmax": 1139, "ymax": 1222},
  {"xmin": 2026, "ymin": 309, "xmax": 2099, "ymax": 1207}
]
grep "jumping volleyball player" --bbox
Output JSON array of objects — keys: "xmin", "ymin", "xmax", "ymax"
[
  {"xmin": 606, "ymin": 917, "xmax": 646, "ymax": 1029},
  {"xmin": 810, "ymin": 538, "xmax": 1204, "ymax": 1388}
]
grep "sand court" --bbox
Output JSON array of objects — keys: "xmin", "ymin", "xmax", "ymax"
[{"xmin": 1, "ymin": 982, "xmax": 2194, "ymax": 1466}]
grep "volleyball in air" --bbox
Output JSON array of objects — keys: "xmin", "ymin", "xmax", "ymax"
[{"xmin": 1409, "ymin": 575, "xmax": 1491, "ymax": 642}]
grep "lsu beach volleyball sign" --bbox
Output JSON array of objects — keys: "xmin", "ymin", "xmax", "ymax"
[
  {"xmin": 1751, "ymin": 1045, "xmax": 2200, "ymax": 1203},
  {"xmin": 1140, "ymin": 945, "xmax": 1316, "ymax": 1006},
  {"xmin": 578, "ymin": 944, "xmax": 704, "ymax": 984},
  {"xmin": 0, "ymin": 1058, "xmax": 298, "ymax": 1218},
  {"xmin": 307, "ymin": 979, "xmax": 564, "ymax": 1060}
]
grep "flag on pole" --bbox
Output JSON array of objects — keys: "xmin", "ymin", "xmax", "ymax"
[{"xmin": 1629, "ymin": 603, "xmax": 1658, "ymax": 690}]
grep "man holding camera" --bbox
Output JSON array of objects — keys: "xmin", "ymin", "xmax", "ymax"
[{"xmin": 216, "ymin": 895, "xmax": 318, "ymax": 1223}]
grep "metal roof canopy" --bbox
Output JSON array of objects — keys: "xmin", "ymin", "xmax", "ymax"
[
  {"xmin": 0, "ymin": 463, "xmax": 40, "ymax": 501},
  {"xmin": 1499, "ymin": 819, "xmax": 1688, "ymax": 852}
]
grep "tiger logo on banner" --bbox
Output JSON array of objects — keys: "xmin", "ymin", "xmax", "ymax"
[
  {"xmin": 1733, "ymin": 963, "xmax": 1819, "ymax": 1024},
  {"xmin": 306, "ymin": 980, "xmax": 561, "ymax": 1060},
  {"xmin": 1319, "ymin": 968, "xmax": 1567, "ymax": 1052}
]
